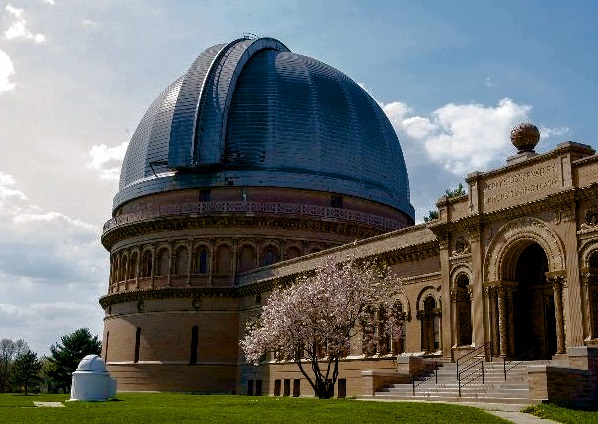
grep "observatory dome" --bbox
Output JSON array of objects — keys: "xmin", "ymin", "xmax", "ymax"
[{"xmin": 115, "ymin": 37, "xmax": 414, "ymax": 220}]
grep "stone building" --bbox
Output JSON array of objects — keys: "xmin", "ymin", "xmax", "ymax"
[{"xmin": 100, "ymin": 36, "xmax": 598, "ymax": 401}]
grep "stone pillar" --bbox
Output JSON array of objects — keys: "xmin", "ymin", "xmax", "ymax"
[
  {"xmin": 498, "ymin": 286, "xmax": 508, "ymax": 357},
  {"xmin": 186, "ymin": 239, "xmax": 193, "ymax": 286},
  {"xmin": 135, "ymin": 250, "xmax": 141, "ymax": 290},
  {"xmin": 492, "ymin": 288, "xmax": 500, "ymax": 356},
  {"xmin": 580, "ymin": 269, "xmax": 598, "ymax": 340},
  {"xmin": 208, "ymin": 240, "xmax": 215, "ymax": 286},
  {"xmin": 548, "ymin": 275, "xmax": 567, "ymax": 354},
  {"xmin": 231, "ymin": 239, "xmax": 238, "ymax": 285},
  {"xmin": 507, "ymin": 287, "xmax": 516, "ymax": 357},
  {"xmin": 150, "ymin": 244, "xmax": 156, "ymax": 288},
  {"xmin": 483, "ymin": 286, "xmax": 493, "ymax": 352},
  {"xmin": 450, "ymin": 289, "xmax": 459, "ymax": 347},
  {"xmin": 167, "ymin": 243, "xmax": 174, "ymax": 287}
]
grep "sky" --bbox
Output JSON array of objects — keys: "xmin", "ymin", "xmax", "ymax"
[{"xmin": 0, "ymin": 0, "xmax": 596, "ymax": 355}]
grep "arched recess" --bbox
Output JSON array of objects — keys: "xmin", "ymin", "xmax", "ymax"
[
  {"xmin": 128, "ymin": 250, "xmax": 139, "ymax": 280},
  {"xmin": 215, "ymin": 243, "xmax": 232, "ymax": 274},
  {"xmin": 119, "ymin": 252, "xmax": 128, "ymax": 282},
  {"xmin": 140, "ymin": 249, "xmax": 153, "ymax": 278},
  {"xmin": 237, "ymin": 243, "xmax": 257, "ymax": 273},
  {"xmin": 284, "ymin": 245, "xmax": 302, "ymax": 260},
  {"xmin": 156, "ymin": 246, "xmax": 171, "ymax": 277},
  {"xmin": 261, "ymin": 243, "xmax": 280, "ymax": 267},
  {"xmin": 450, "ymin": 265, "xmax": 473, "ymax": 347},
  {"xmin": 173, "ymin": 244, "xmax": 189, "ymax": 275},
  {"xmin": 417, "ymin": 286, "xmax": 441, "ymax": 353},
  {"xmin": 485, "ymin": 217, "xmax": 565, "ymax": 283},
  {"xmin": 579, "ymin": 240, "xmax": 598, "ymax": 340},
  {"xmin": 579, "ymin": 240, "xmax": 598, "ymax": 268}
]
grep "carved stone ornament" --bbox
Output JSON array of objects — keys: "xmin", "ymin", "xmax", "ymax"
[
  {"xmin": 581, "ymin": 207, "xmax": 598, "ymax": 230},
  {"xmin": 452, "ymin": 237, "xmax": 470, "ymax": 256}
]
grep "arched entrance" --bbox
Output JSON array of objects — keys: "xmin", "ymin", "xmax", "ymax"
[{"xmin": 511, "ymin": 243, "xmax": 557, "ymax": 359}]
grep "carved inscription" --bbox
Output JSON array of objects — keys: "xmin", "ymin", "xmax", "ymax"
[{"xmin": 483, "ymin": 163, "xmax": 558, "ymax": 207}]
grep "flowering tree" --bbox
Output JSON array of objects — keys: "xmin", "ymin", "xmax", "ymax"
[{"xmin": 240, "ymin": 257, "xmax": 404, "ymax": 399}]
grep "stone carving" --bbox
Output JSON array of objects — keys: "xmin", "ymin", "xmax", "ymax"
[
  {"xmin": 452, "ymin": 237, "xmax": 470, "ymax": 256},
  {"xmin": 581, "ymin": 207, "xmax": 598, "ymax": 230}
]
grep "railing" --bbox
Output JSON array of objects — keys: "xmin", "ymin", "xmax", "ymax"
[
  {"xmin": 411, "ymin": 361, "xmax": 439, "ymax": 396},
  {"xmin": 103, "ymin": 201, "xmax": 404, "ymax": 233},
  {"xmin": 503, "ymin": 346, "xmax": 536, "ymax": 380},
  {"xmin": 456, "ymin": 342, "xmax": 492, "ymax": 397}
]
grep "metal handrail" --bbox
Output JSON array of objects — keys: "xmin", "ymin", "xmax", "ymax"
[
  {"xmin": 458, "ymin": 360, "xmax": 484, "ymax": 397},
  {"xmin": 456, "ymin": 341, "xmax": 492, "ymax": 376},
  {"xmin": 411, "ymin": 361, "xmax": 438, "ymax": 396},
  {"xmin": 503, "ymin": 346, "xmax": 536, "ymax": 380}
]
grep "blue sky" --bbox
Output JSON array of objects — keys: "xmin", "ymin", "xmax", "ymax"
[{"xmin": 0, "ymin": 0, "xmax": 596, "ymax": 354}]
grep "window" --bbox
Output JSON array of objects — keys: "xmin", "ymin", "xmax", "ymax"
[
  {"xmin": 190, "ymin": 326, "xmax": 198, "ymax": 365},
  {"xmin": 262, "ymin": 247, "xmax": 277, "ymax": 266},
  {"xmin": 283, "ymin": 379, "xmax": 291, "ymax": 396},
  {"xmin": 293, "ymin": 379, "xmax": 300, "ymax": 397},
  {"xmin": 331, "ymin": 195, "xmax": 343, "ymax": 208},
  {"xmin": 274, "ymin": 379, "xmax": 281, "ymax": 396},
  {"xmin": 156, "ymin": 249, "xmax": 170, "ymax": 276},
  {"xmin": 247, "ymin": 380, "xmax": 254, "ymax": 396},
  {"xmin": 141, "ymin": 251, "xmax": 153, "ymax": 277},
  {"xmin": 198, "ymin": 248, "xmax": 209, "ymax": 274},
  {"xmin": 104, "ymin": 331, "xmax": 109, "ymax": 362},
  {"xmin": 200, "ymin": 189, "xmax": 211, "ymax": 202},
  {"xmin": 134, "ymin": 327, "xmax": 141, "ymax": 363}
]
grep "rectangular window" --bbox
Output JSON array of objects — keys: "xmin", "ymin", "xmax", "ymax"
[
  {"xmin": 331, "ymin": 195, "xmax": 343, "ymax": 208},
  {"xmin": 337, "ymin": 379, "xmax": 347, "ymax": 398},
  {"xmin": 200, "ymin": 189, "xmax": 211, "ymax": 202},
  {"xmin": 283, "ymin": 379, "xmax": 291, "ymax": 396},
  {"xmin": 247, "ymin": 380, "xmax": 254, "ymax": 396},
  {"xmin": 293, "ymin": 379, "xmax": 300, "ymax": 397},
  {"xmin": 255, "ymin": 379, "xmax": 262, "ymax": 396},
  {"xmin": 134, "ymin": 327, "xmax": 141, "ymax": 363},
  {"xmin": 190, "ymin": 325, "xmax": 198, "ymax": 364},
  {"xmin": 274, "ymin": 379, "xmax": 281, "ymax": 396}
]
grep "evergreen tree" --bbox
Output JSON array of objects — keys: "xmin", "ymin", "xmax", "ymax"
[
  {"xmin": 12, "ymin": 350, "xmax": 42, "ymax": 395},
  {"xmin": 47, "ymin": 328, "xmax": 101, "ymax": 393}
]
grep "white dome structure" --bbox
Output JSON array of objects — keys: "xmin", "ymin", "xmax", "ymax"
[{"xmin": 70, "ymin": 355, "xmax": 117, "ymax": 401}]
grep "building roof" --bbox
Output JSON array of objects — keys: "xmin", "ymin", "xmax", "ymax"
[{"xmin": 115, "ymin": 37, "xmax": 414, "ymax": 219}]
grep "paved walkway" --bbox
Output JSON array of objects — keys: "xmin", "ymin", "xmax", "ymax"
[{"xmin": 360, "ymin": 399, "xmax": 560, "ymax": 424}]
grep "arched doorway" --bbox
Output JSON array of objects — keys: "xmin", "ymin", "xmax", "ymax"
[{"xmin": 511, "ymin": 243, "xmax": 556, "ymax": 359}]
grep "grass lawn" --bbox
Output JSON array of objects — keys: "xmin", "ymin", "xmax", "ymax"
[
  {"xmin": 0, "ymin": 393, "xmax": 511, "ymax": 423},
  {"xmin": 523, "ymin": 403, "xmax": 598, "ymax": 423}
]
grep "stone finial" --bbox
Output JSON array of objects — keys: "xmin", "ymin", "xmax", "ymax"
[{"xmin": 510, "ymin": 122, "xmax": 540, "ymax": 153}]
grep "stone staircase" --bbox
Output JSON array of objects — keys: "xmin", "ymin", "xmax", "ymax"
[{"xmin": 371, "ymin": 359, "xmax": 552, "ymax": 404}]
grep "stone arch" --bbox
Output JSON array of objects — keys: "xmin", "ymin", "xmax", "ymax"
[
  {"xmin": 485, "ymin": 217, "xmax": 565, "ymax": 282},
  {"xmin": 140, "ymin": 248, "xmax": 153, "ymax": 278},
  {"xmin": 261, "ymin": 242, "xmax": 280, "ymax": 266},
  {"xmin": 450, "ymin": 265, "xmax": 473, "ymax": 346},
  {"xmin": 417, "ymin": 286, "xmax": 440, "ymax": 311},
  {"xmin": 450, "ymin": 264, "xmax": 473, "ymax": 287},
  {"xmin": 128, "ymin": 249, "xmax": 139, "ymax": 280},
  {"xmin": 284, "ymin": 244, "xmax": 302, "ymax": 260},
  {"xmin": 579, "ymin": 239, "xmax": 598, "ymax": 268},
  {"xmin": 417, "ymin": 286, "xmax": 441, "ymax": 352},
  {"xmin": 214, "ymin": 242, "xmax": 233, "ymax": 274},
  {"xmin": 119, "ymin": 251, "xmax": 128, "ymax": 282}
]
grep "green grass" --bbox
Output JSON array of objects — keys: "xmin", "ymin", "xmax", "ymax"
[
  {"xmin": 0, "ymin": 393, "xmax": 511, "ymax": 423},
  {"xmin": 523, "ymin": 403, "xmax": 598, "ymax": 423}
]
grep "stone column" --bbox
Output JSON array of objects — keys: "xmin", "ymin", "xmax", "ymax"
[
  {"xmin": 492, "ymin": 288, "xmax": 500, "ymax": 356},
  {"xmin": 507, "ymin": 287, "xmax": 516, "ymax": 357},
  {"xmin": 450, "ymin": 289, "xmax": 459, "ymax": 347},
  {"xmin": 548, "ymin": 275, "xmax": 566, "ymax": 354},
  {"xmin": 186, "ymin": 239, "xmax": 193, "ymax": 286},
  {"xmin": 150, "ymin": 244, "xmax": 156, "ymax": 288},
  {"xmin": 231, "ymin": 239, "xmax": 238, "ymax": 286},
  {"xmin": 497, "ymin": 286, "xmax": 508, "ymax": 357},
  {"xmin": 167, "ymin": 243, "xmax": 174, "ymax": 287},
  {"xmin": 135, "ymin": 250, "xmax": 141, "ymax": 290},
  {"xmin": 208, "ymin": 240, "xmax": 215, "ymax": 286},
  {"xmin": 580, "ymin": 269, "xmax": 597, "ymax": 340}
]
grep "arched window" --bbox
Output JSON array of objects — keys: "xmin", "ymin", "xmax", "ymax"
[
  {"xmin": 196, "ymin": 247, "xmax": 209, "ymax": 274},
  {"xmin": 119, "ymin": 254, "xmax": 128, "ymax": 282},
  {"xmin": 141, "ymin": 250, "xmax": 153, "ymax": 278},
  {"xmin": 421, "ymin": 296, "xmax": 438, "ymax": 352},
  {"xmin": 589, "ymin": 250, "xmax": 598, "ymax": 268},
  {"xmin": 262, "ymin": 247, "xmax": 278, "ymax": 266},
  {"xmin": 174, "ymin": 246, "xmax": 189, "ymax": 275},
  {"xmin": 455, "ymin": 274, "xmax": 472, "ymax": 346},
  {"xmin": 156, "ymin": 248, "xmax": 170, "ymax": 276},
  {"xmin": 238, "ymin": 245, "xmax": 256, "ymax": 273}
]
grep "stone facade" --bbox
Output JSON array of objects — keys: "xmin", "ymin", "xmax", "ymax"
[{"xmin": 100, "ymin": 136, "xmax": 598, "ymax": 404}]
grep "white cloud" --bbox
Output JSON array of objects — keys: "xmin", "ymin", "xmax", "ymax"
[
  {"xmin": 81, "ymin": 18, "xmax": 99, "ymax": 29},
  {"xmin": 43, "ymin": 0, "xmax": 56, "ymax": 5},
  {"xmin": 383, "ymin": 98, "xmax": 533, "ymax": 175},
  {"xmin": 0, "ymin": 172, "xmax": 106, "ymax": 354},
  {"xmin": 0, "ymin": 49, "xmax": 15, "ymax": 93},
  {"xmin": 540, "ymin": 125, "xmax": 570, "ymax": 140},
  {"xmin": 4, "ymin": 5, "xmax": 46, "ymax": 43},
  {"xmin": 87, "ymin": 141, "xmax": 128, "ymax": 181}
]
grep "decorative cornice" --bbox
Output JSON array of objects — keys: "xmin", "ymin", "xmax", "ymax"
[{"xmin": 99, "ymin": 287, "xmax": 238, "ymax": 308}]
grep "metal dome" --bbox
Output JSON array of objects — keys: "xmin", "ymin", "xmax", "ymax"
[{"xmin": 115, "ymin": 37, "xmax": 414, "ymax": 220}]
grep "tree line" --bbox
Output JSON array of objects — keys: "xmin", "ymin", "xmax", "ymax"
[{"xmin": 0, "ymin": 328, "xmax": 101, "ymax": 395}]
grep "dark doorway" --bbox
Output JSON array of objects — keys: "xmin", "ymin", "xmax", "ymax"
[{"xmin": 512, "ymin": 243, "xmax": 556, "ymax": 359}]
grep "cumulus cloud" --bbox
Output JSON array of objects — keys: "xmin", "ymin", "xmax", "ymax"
[
  {"xmin": 4, "ymin": 5, "xmax": 46, "ymax": 43},
  {"xmin": 87, "ymin": 141, "xmax": 128, "ymax": 181},
  {"xmin": 0, "ymin": 172, "xmax": 106, "ymax": 353},
  {"xmin": 0, "ymin": 49, "xmax": 15, "ymax": 93},
  {"xmin": 43, "ymin": 0, "xmax": 56, "ymax": 5},
  {"xmin": 382, "ymin": 98, "xmax": 533, "ymax": 175}
]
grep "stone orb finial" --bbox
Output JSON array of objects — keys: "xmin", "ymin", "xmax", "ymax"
[{"xmin": 510, "ymin": 122, "xmax": 540, "ymax": 153}]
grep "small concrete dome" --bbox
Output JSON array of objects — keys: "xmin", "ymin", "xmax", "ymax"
[{"xmin": 76, "ymin": 355, "xmax": 108, "ymax": 373}]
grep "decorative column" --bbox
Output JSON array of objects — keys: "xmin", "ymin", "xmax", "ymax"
[
  {"xmin": 135, "ymin": 250, "xmax": 141, "ymax": 290},
  {"xmin": 150, "ymin": 244, "xmax": 156, "ymax": 289},
  {"xmin": 547, "ymin": 274, "xmax": 566, "ymax": 354},
  {"xmin": 186, "ymin": 239, "xmax": 193, "ymax": 286},
  {"xmin": 450, "ymin": 288, "xmax": 459, "ymax": 347},
  {"xmin": 208, "ymin": 239, "xmax": 215, "ymax": 286},
  {"xmin": 167, "ymin": 243, "xmax": 174, "ymax": 287},
  {"xmin": 507, "ymin": 287, "xmax": 516, "ymax": 357},
  {"xmin": 483, "ymin": 286, "xmax": 493, "ymax": 355},
  {"xmin": 497, "ymin": 285, "xmax": 508, "ymax": 357},
  {"xmin": 580, "ymin": 269, "xmax": 598, "ymax": 340},
  {"xmin": 231, "ymin": 239, "xmax": 238, "ymax": 285}
]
